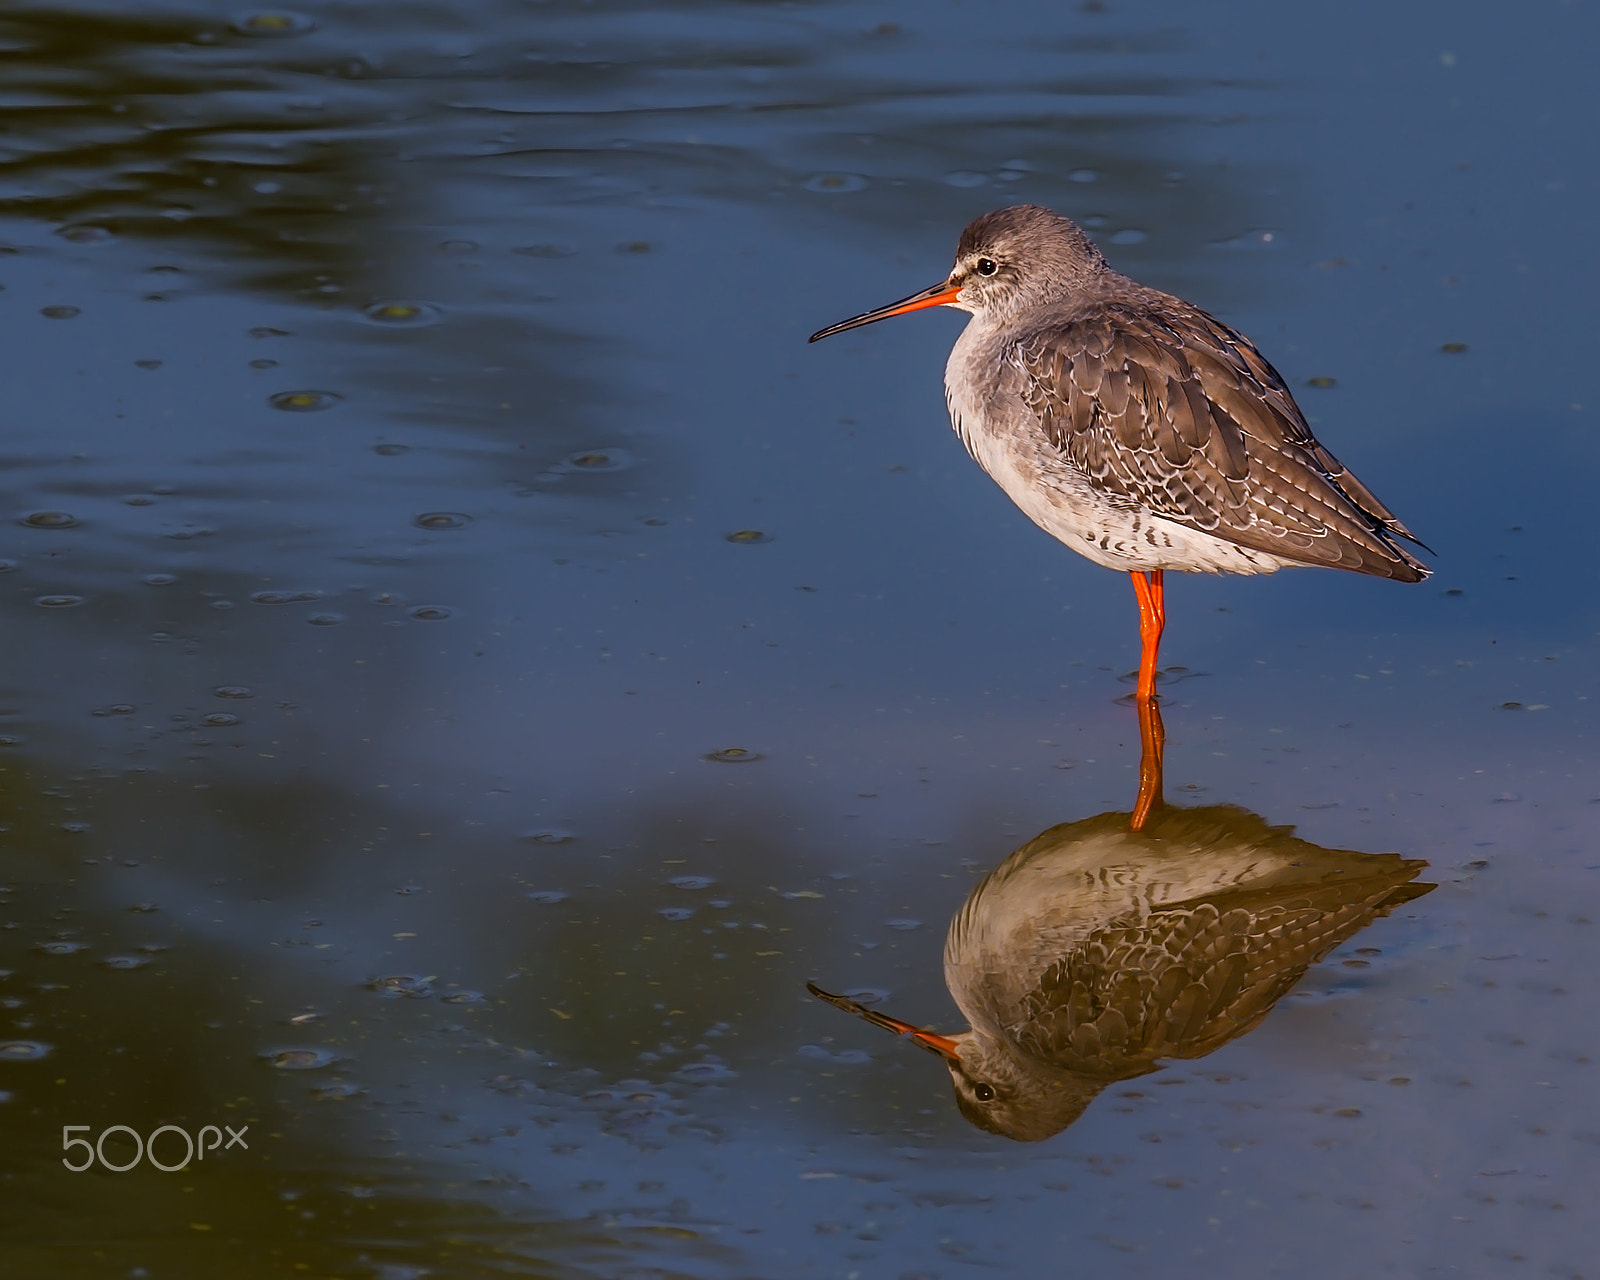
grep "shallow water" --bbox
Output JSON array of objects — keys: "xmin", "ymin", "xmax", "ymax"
[{"xmin": 0, "ymin": 1, "xmax": 1596, "ymax": 1275}]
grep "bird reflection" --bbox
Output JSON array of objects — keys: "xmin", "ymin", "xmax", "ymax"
[{"xmin": 810, "ymin": 703, "xmax": 1432, "ymax": 1141}]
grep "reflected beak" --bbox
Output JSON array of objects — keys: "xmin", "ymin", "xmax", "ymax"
[
  {"xmin": 806, "ymin": 982, "xmax": 963, "ymax": 1061},
  {"xmin": 807, "ymin": 280, "xmax": 964, "ymax": 343}
]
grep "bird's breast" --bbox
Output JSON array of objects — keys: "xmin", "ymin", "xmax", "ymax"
[
  {"xmin": 942, "ymin": 327, "xmax": 1113, "ymax": 546},
  {"xmin": 943, "ymin": 326, "xmax": 1037, "ymax": 491}
]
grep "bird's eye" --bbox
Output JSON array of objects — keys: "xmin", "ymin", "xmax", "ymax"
[
  {"xmin": 973, "ymin": 1083, "xmax": 997, "ymax": 1102},
  {"xmin": 975, "ymin": 257, "xmax": 998, "ymax": 277}
]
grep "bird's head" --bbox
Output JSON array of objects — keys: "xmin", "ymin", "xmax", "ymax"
[
  {"xmin": 940, "ymin": 1034, "xmax": 1103, "ymax": 1142},
  {"xmin": 806, "ymin": 982, "xmax": 1099, "ymax": 1142},
  {"xmin": 808, "ymin": 204, "xmax": 1106, "ymax": 342}
]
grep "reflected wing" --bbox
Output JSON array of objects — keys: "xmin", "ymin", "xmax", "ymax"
[
  {"xmin": 1013, "ymin": 867, "xmax": 1431, "ymax": 1073},
  {"xmin": 1012, "ymin": 303, "xmax": 1428, "ymax": 580}
]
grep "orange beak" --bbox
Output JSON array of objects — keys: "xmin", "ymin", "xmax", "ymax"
[
  {"xmin": 806, "ymin": 981, "xmax": 963, "ymax": 1061},
  {"xmin": 808, "ymin": 281, "xmax": 964, "ymax": 343}
]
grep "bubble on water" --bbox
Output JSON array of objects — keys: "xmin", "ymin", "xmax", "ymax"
[
  {"xmin": 438, "ymin": 239, "xmax": 478, "ymax": 255},
  {"xmin": 412, "ymin": 512, "xmax": 471, "ymax": 531},
  {"xmin": 0, "ymin": 1041, "xmax": 50, "ymax": 1061},
  {"xmin": 249, "ymin": 326, "xmax": 291, "ymax": 339},
  {"xmin": 657, "ymin": 906, "xmax": 695, "ymax": 921},
  {"xmin": 56, "ymin": 224, "xmax": 112, "ymax": 244},
  {"xmin": 307, "ymin": 612, "xmax": 344, "ymax": 626},
  {"xmin": 123, "ymin": 494, "xmax": 157, "ymax": 507},
  {"xmin": 941, "ymin": 171, "xmax": 989, "ymax": 188},
  {"xmin": 135, "ymin": 359, "xmax": 163, "ymax": 370},
  {"xmin": 557, "ymin": 448, "xmax": 630, "ymax": 473},
  {"xmin": 250, "ymin": 358, "xmax": 277, "ymax": 370},
  {"xmin": 231, "ymin": 11, "xmax": 315, "ymax": 36},
  {"xmin": 1440, "ymin": 342, "xmax": 1468, "ymax": 354},
  {"xmin": 407, "ymin": 605, "xmax": 452, "ymax": 621},
  {"xmin": 102, "ymin": 955, "xmax": 150, "ymax": 970},
  {"xmin": 263, "ymin": 1047, "xmax": 337, "ymax": 1070},
  {"xmin": 366, "ymin": 974, "xmax": 434, "ymax": 999},
  {"xmin": 883, "ymin": 917, "xmax": 923, "ymax": 931},
  {"xmin": 803, "ymin": 173, "xmax": 868, "ymax": 193},
  {"xmin": 36, "ymin": 940, "xmax": 88, "ymax": 956},
  {"xmin": 21, "ymin": 511, "xmax": 78, "ymax": 529},
  {"xmin": 201, "ymin": 713, "xmax": 240, "ymax": 727},
  {"xmin": 521, "ymin": 828, "xmax": 575, "ymax": 845},
  {"xmin": 0, "ymin": 561, "xmax": 14, "ymax": 572},
  {"xmin": 128, "ymin": 902, "xmax": 160, "ymax": 914},
  {"xmin": 526, "ymin": 889, "xmax": 570, "ymax": 904},
  {"xmin": 1306, "ymin": 376, "xmax": 1337, "ymax": 389},
  {"xmin": 1109, "ymin": 228, "xmax": 1148, "ymax": 245},
  {"xmin": 269, "ymin": 389, "xmax": 342, "ymax": 412},
  {"xmin": 251, "ymin": 589, "xmax": 320, "ymax": 605},
  {"xmin": 213, "ymin": 686, "xmax": 254, "ymax": 699},
  {"xmin": 34, "ymin": 595, "xmax": 83, "ymax": 609},
  {"xmin": 667, "ymin": 875, "xmax": 716, "ymax": 890},
  {"xmin": 373, "ymin": 443, "xmax": 408, "ymax": 456},
  {"xmin": 673, "ymin": 1059, "xmax": 736, "ymax": 1083},
  {"xmin": 361, "ymin": 300, "xmax": 442, "ymax": 327},
  {"xmin": 440, "ymin": 990, "xmax": 485, "ymax": 1005},
  {"xmin": 723, "ymin": 530, "xmax": 770, "ymax": 545},
  {"xmin": 91, "ymin": 704, "xmax": 136, "ymax": 717},
  {"xmin": 1068, "ymin": 168, "xmax": 1100, "ymax": 183},
  {"xmin": 798, "ymin": 1044, "xmax": 870, "ymax": 1064},
  {"xmin": 41, "ymin": 305, "xmax": 80, "ymax": 319},
  {"xmin": 312, "ymin": 1081, "xmax": 363, "ymax": 1100},
  {"xmin": 0, "ymin": 736, "xmax": 22, "ymax": 747},
  {"xmin": 1209, "ymin": 228, "xmax": 1279, "ymax": 250},
  {"xmin": 705, "ymin": 747, "xmax": 763, "ymax": 763}
]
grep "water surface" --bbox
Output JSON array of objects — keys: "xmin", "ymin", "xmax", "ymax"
[{"xmin": 0, "ymin": 1, "xmax": 1596, "ymax": 1275}]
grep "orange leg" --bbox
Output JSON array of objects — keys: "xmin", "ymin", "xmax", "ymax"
[
  {"xmin": 1130, "ymin": 693, "xmax": 1166, "ymax": 831},
  {"xmin": 1128, "ymin": 570, "xmax": 1165, "ymax": 702}
]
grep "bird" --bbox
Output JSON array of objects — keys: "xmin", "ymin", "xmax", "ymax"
[
  {"xmin": 808, "ymin": 788, "xmax": 1433, "ymax": 1142},
  {"xmin": 809, "ymin": 204, "xmax": 1429, "ymax": 701}
]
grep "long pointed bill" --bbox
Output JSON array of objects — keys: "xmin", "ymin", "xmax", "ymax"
[
  {"xmin": 807, "ymin": 280, "xmax": 964, "ymax": 343},
  {"xmin": 806, "ymin": 982, "xmax": 962, "ymax": 1060}
]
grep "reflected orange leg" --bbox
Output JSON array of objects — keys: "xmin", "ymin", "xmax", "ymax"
[
  {"xmin": 1128, "ymin": 570, "xmax": 1165, "ymax": 702},
  {"xmin": 1130, "ymin": 694, "xmax": 1166, "ymax": 831}
]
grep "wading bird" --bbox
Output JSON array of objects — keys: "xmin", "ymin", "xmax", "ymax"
[
  {"xmin": 807, "ymin": 702, "xmax": 1433, "ymax": 1140},
  {"xmin": 810, "ymin": 205, "xmax": 1428, "ymax": 700}
]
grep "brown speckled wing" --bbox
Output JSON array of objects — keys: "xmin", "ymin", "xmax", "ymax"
[
  {"xmin": 1013, "ymin": 302, "xmax": 1428, "ymax": 580},
  {"xmin": 1012, "ymin": 869, "xmax": 1431, "ymax": 1075}
]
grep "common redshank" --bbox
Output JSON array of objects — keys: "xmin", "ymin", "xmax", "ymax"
[
  {"xmin": 808, "ymin": 789, "xmax": 1432, "ymax": 1141},
  {"xmin": 810, "ymin": 204, "xmax": 1429, "ymax": 700}
]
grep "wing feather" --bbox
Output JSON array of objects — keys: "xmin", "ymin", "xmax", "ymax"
[{"xmin": 1013, "ymin": 300, "xmax": 1427, "ymax": 580}]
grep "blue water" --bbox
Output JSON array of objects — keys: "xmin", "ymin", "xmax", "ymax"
[{"xmin": 0, "ymin": 1, "xmax": 1595, "ymax": 1275}]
